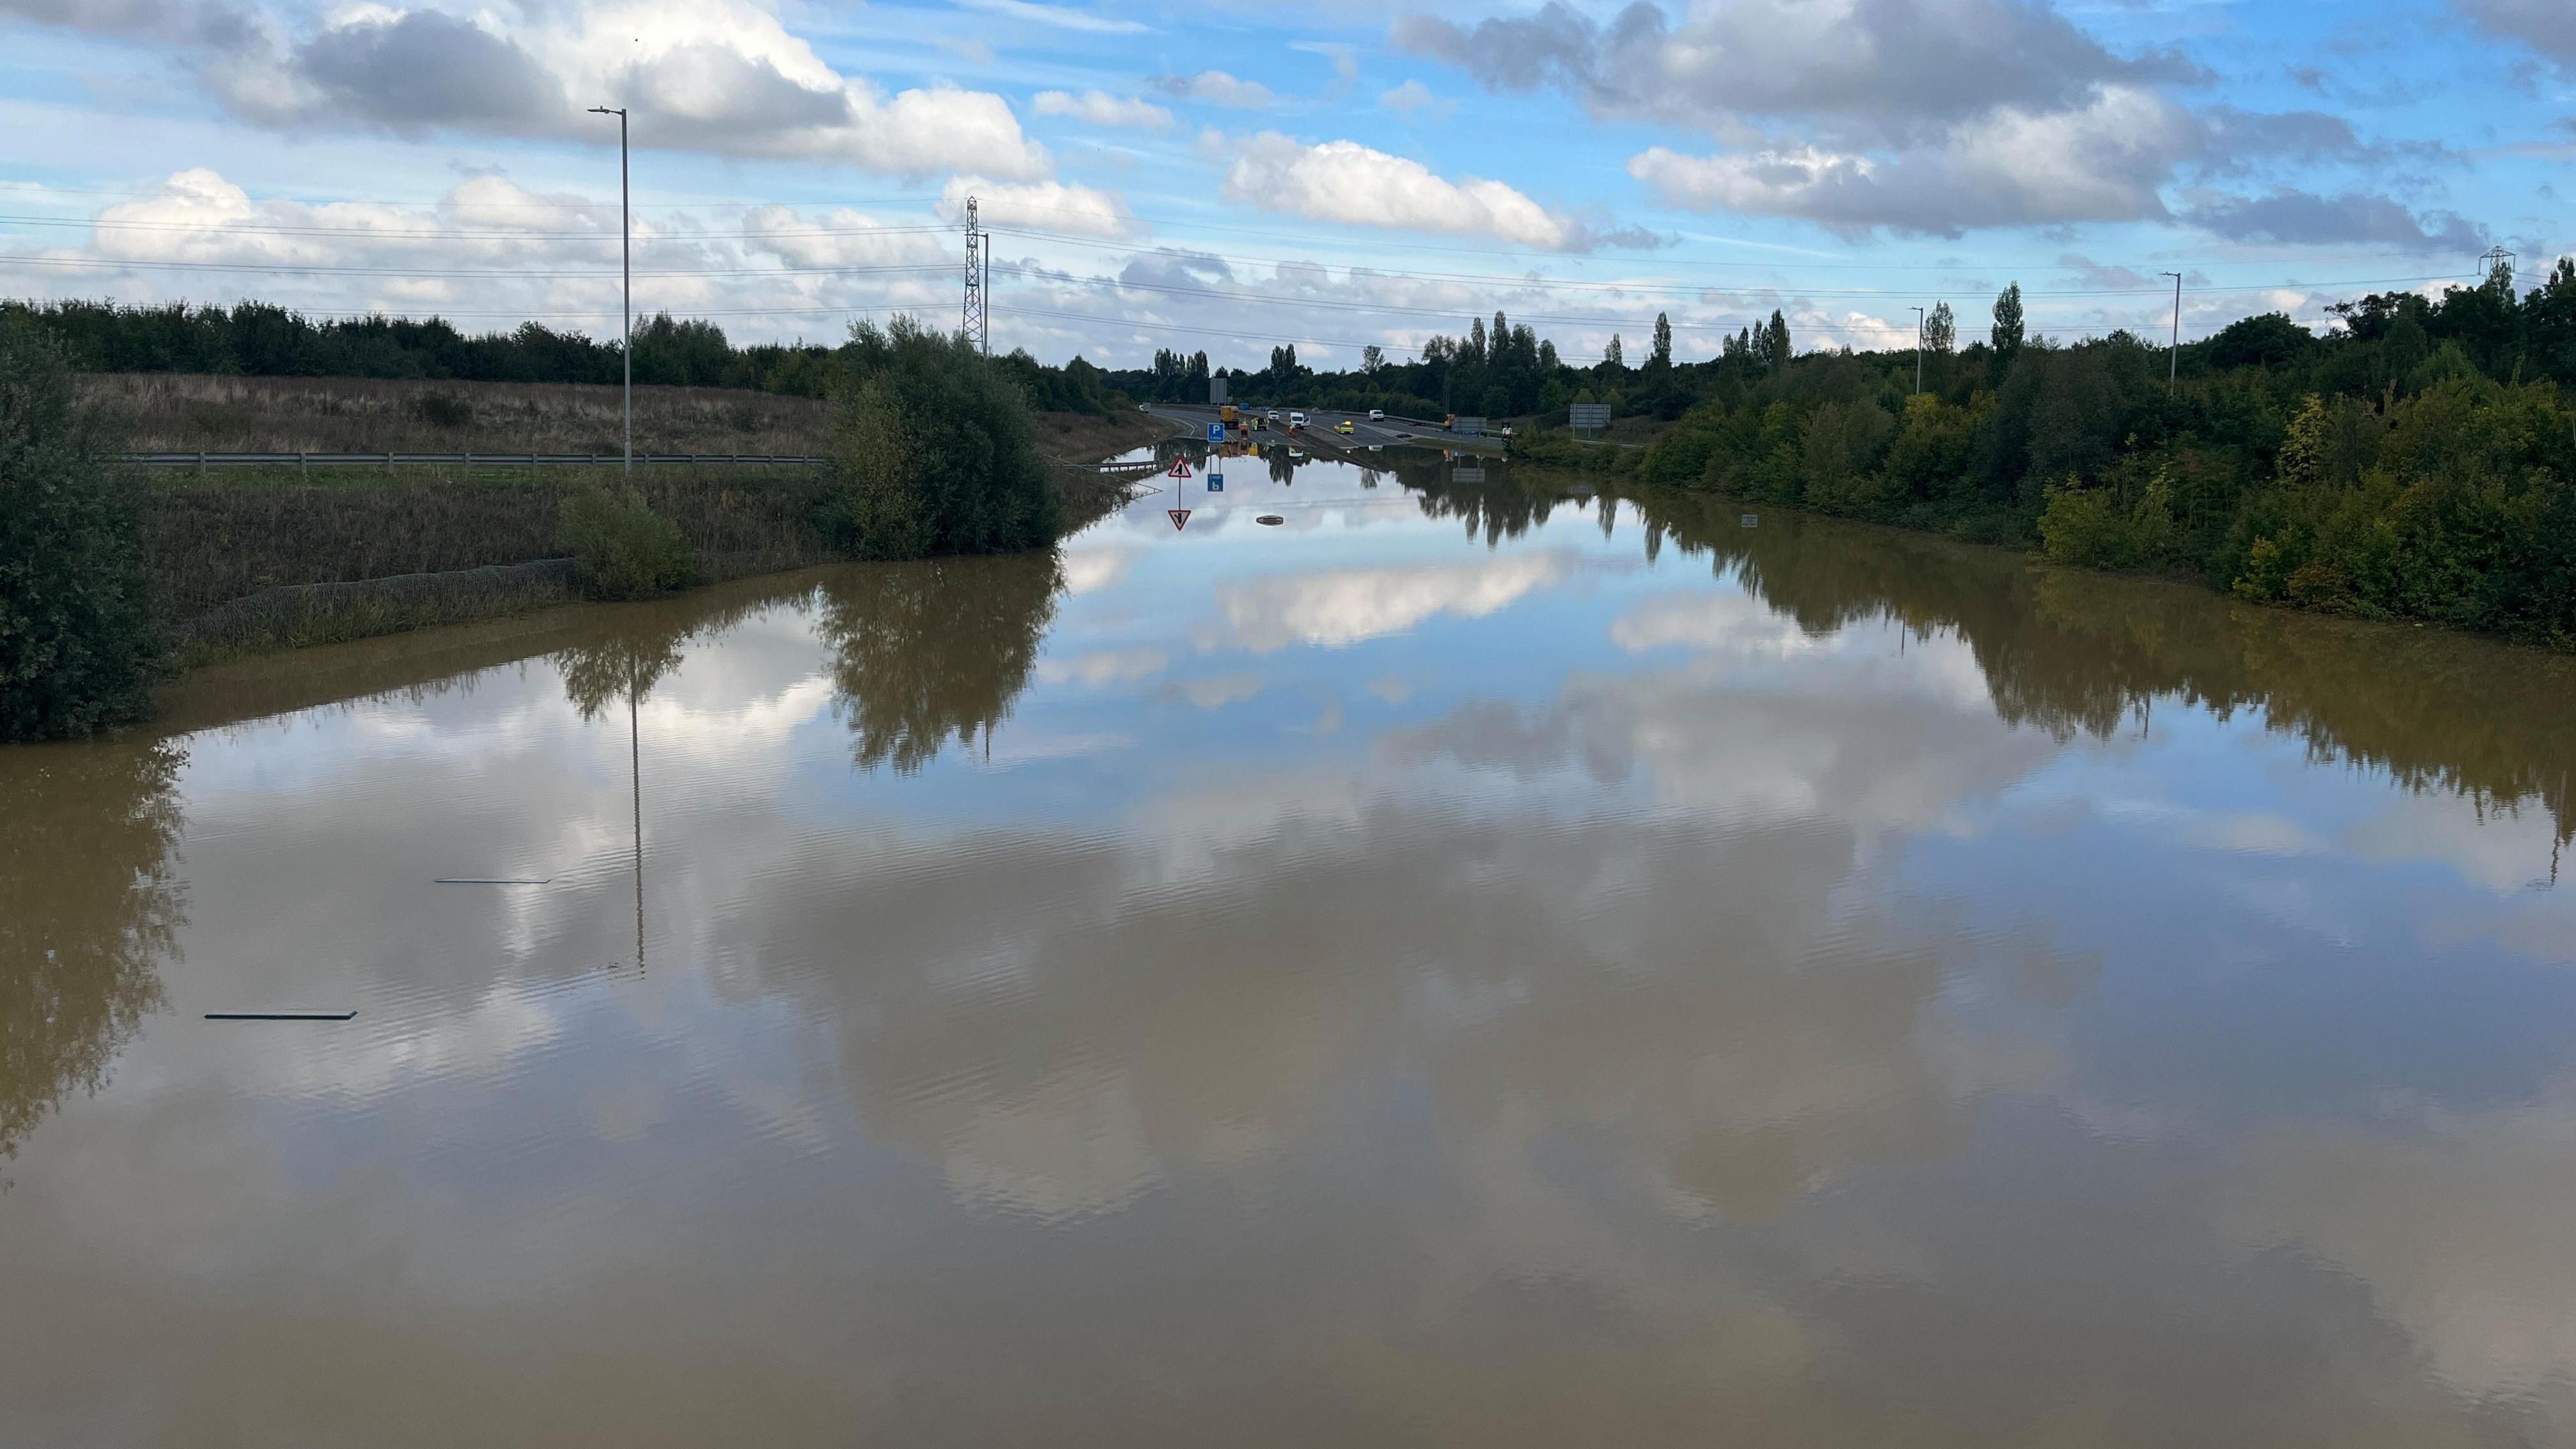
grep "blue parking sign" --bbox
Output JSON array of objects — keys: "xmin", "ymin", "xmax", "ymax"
[{"xmin": 1205, "ymin": 422, "xmax": 1224, "ymax": 443}]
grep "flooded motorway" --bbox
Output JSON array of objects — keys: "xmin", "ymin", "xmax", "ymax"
[{"xmin": 5, "ymin": 445, "xmax": 2576, "ymax": 1445}]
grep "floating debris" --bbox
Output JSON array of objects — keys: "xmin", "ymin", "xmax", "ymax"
[
  {"xmin": 205, "ymin": 1011, "xmax": 357, "ymax": 1022},
  {"xmin": 1257, "ymin": 515, "xmax": 1285, "ymax": 525}
]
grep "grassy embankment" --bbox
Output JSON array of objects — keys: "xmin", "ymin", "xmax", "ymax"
[{"xmin": 118, "ymin": 374, "xmax": 1177, "ymax": 665}]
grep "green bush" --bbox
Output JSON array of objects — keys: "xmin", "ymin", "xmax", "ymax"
[
  {"xmin": 0, "ymin": 320, "xmax": 165, "ymax": 739},
  {"xmin": 559, "ymin": 484, "xmax": 694, "ymax": 600},
  {"xmin": 2039, "ymin": 476, "xmax": 2177, "ymax": 571},
  {"xmin": 822, "ymin": 373, "xmax": 931, "ymax": 560},
  {"xmin": 820, "ymin": 317, "xmax": 1060, "ymax": 559}
]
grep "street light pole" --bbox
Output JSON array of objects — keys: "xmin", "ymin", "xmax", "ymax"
[
  {"xmin": 2161, "ymin": 271, "xmax": 2183, "ymax": 391},
  {"xmin": 589, "ymin": 105, "xmax": 631, "ymax": 476}
]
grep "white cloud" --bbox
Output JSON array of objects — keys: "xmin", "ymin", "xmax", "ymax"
[
  {"xmin": 743, "ymin": 203, "xmax": 951, "ymax": 268},
  {"xmin": 1393, "ymin": 0, "xmax": 2198, "ymax": 146},
  {"xmin": 1627, "ymin": 85, "xmax": 2195, "ymax": 236},
  {"xmin": 1291, "ymin": 40, "xmax": 1360, "ymax": 83},
  {"xmin": 1152, "ymin": 69, "xmax": 1280, "ymax": 109},
  {"xmin": 1032, "ymin": 88, "xmax": 1174, "ymax": 129},
  {"xmin": 939, "ymin": 176, "xmax": 1138, "ymax": 239},
  {"xmin": 1177, "ymin": 674, "xmax": 1265, "ymax": 708},
  {"xmin": 10, "ymin": 167, "xmax": 956, "ymax": 344},
  {"xmin": 1609, "ymin": 590, "xmax": 1833, "ymax": 661},
  {"xmin": 949, "ymin": 0, "xmax": 1148, "ymax": 34},
  {"xmin": 11, "ymin": 0, "xmax": 1052, "ymax": 178},
  {"xmin": 1215, "ymin": 553, "xmax": 1572, "ymax": 651},
  {"xmin": 1377, "ymin": 78, "xmax": 1454, "ymax": 119},
  {"xmin": 1036, "ymin": 647, "xmax": 1170, "ymax": 687},
  {"xmin": 1224, "ymin": 133, "xmax": 1603, "ymax": 252}
]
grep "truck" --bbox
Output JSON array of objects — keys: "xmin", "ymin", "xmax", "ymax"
[{"xmin": 1220, "ymin": 403, "xmax": 1238, "ymax": 425}]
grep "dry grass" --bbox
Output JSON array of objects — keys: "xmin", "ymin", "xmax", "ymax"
[
  {"xmin": 170, "ymin": 561, "xmax": 581, "ymax": 668},
  {"xmin": 122, "ymin": 391, "xmax": 1178, "ymax": 665},
  {"xmin": 87, "ymin": 376, "xmax": 1177, "ymax": 465},
  {"xmin": 1032, "ymin": 409, "xmax": 1183, "ymax": 464},
  {"xmin": 144, "ymin": 466, "xmax": 833, "ymax": 620},
  {"xmin": 85, "ymin": 372, "xmax": 830, "ymax": 455}
]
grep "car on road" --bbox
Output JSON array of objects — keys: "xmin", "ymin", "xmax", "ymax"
[
  {"xmin": 1368, "ymin": 409, "xmax": 1385, "ymax": 421},
  {"xmin": 1289, "ymin": 411, "xmax": 1307, "ymax": 428},
  {"xmin": 1335, "ymin": 419, "xmax": 1354, "ymax": 434}
]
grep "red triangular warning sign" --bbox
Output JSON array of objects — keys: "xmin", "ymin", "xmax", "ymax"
[
  {"xmin": 1167, "ymin": 460, "xmax": 1193, "ymax": 478},
  {"xmin": 1167, "ymin": 508, "xmax": 1191, "ymax": 531}
]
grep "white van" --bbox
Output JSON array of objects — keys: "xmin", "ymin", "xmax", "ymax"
[
  {"xmin": 1368, "ymin": 409, "xmax": 1385, "ymax": 421},
  {"xmin": 1289, "ymin": 411, "xmax": 1307, "ymax": 428}
]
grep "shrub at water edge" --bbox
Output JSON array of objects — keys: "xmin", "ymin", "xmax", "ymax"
[
  {"xmin": 820, "ymin": 317, "xmax": 1060, "ymax": 560},
  {"xmin": 0, "ymin": 320, "xmax": 164, "ymax": 740},
  {"xmin": 559, "ymin": 484, "xmax": 695, "ymax": 601}
]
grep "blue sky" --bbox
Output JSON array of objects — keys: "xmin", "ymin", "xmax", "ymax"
[{"xmin": 1, "ymin": 0, "xmax": 2570, "ymax": 367}]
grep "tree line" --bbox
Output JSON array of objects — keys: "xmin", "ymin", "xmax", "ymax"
[{"xmin": 1569, "ymin": 259, "xmax": 2576, "ymax": 647}]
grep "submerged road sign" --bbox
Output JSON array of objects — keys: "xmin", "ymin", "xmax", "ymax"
[
  {"xmin": 1208, "ymin": 474, "xmax": 1224, "ymax": 491},
  {"xmin": 1167, "ymin": 459, "xmax": 1192, "ymax": 478},
  {"xmin": 1168, "ymin": 508, "xmax": 1191, "ymax": 530}
]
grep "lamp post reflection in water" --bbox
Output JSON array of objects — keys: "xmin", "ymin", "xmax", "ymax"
[
  {"xmin": 631, "ymin": 657, "xmax": 644, "ymax": 971},
  {"xmin": 556, "ymin": 627, "xmax": 687, "ymax": 972}
]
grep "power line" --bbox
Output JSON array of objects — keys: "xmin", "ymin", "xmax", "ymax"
[
  {"xmin": 1, "ymin": 254, "xmax": 960, "ymax": 280},
  {"xmin": 988, "ymin": 227, "xmax": 2472, "ymax": 302},
  {"xmin": 985, "ymin": 264, "xmax": 2463, "ymax": 329},
  {"xmin": 0, "ymin": 213, "xmax": 2501, "ymax": 297},
  {"xmin": 0, "ymin": 213, "xmax": 955, "ymax": 243},
  {"xmin": 1, "ymin": 180, "xmax": 2510, "ymax": 280}
]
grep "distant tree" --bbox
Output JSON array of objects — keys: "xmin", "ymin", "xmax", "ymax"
[
  {"xmin": 1923, "ymin": 301, "xmax": 1956, "ymax": 354},
  {"xmin": 1760, "ymin": 310, "xmax": 1791, "ymax": 369},
  {"xmin": 2200, "ymin": 313, "xmax": 2316, "ymax": 371},
  {"xmin": 1650, "ymin": 312, "xmax": 1674, "ymax": 370},
  {"xmin": 2526, "ymin": 258, "xmax": 2576, "ymax": 383},
  {"xmin": 1603, "ymin": 334, "xmax": 1623, "ymax": 368},
  {"xmin": 1360, "ymin": 343, "xmax": 1384, "ymax": 372},
  {"xmin": 1991, "ymin": 284, "xmax": 2025, "ymax": 366}
]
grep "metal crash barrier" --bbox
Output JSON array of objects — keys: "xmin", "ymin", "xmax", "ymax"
[{"xmin": 126, "ymin": 451, "xmax": 828, "ymax": 472}]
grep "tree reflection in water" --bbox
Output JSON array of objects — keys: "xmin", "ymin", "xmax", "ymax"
[
  {"xmin": 1613, "ymin": 487, "xmax": 2576, "ymax": 848},
  {"xmin": 1405, "ymin": 461, "xmax": 1572, "ymax": 547},
  {"xmin": 817, "ymin": 553, "xmax": 1063, "ymax": 774},
  {"xmin": 1394, "ymin": 462, "xmax": 2571, "ymax": 848},
  {"xmin": 0, "ymin": 740, "xmax": 182, "ymax": 1161}
]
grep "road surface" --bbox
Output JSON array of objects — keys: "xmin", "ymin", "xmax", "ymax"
[{"xmin": 1143, "ymin": 404, "xmax": 1507, "ymax": 459}]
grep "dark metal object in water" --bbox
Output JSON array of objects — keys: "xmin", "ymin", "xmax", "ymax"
[
  {"xmin": 1257, "ymin": 515, "xmax": 1285, "ymax": 525},
  {"xmin": 205, "ymin": 1012, "xmax": 358, "ymax": 1022}
]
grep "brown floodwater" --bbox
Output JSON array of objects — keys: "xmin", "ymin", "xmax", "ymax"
[{"xmin": 6, "ymin": 447, "xmax": 2576, "ymax": 1446}]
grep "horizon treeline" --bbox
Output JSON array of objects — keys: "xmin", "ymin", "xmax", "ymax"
[{"xmin": 23, "ymin": 263, "xmax": 2576, "ymax": 427}]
